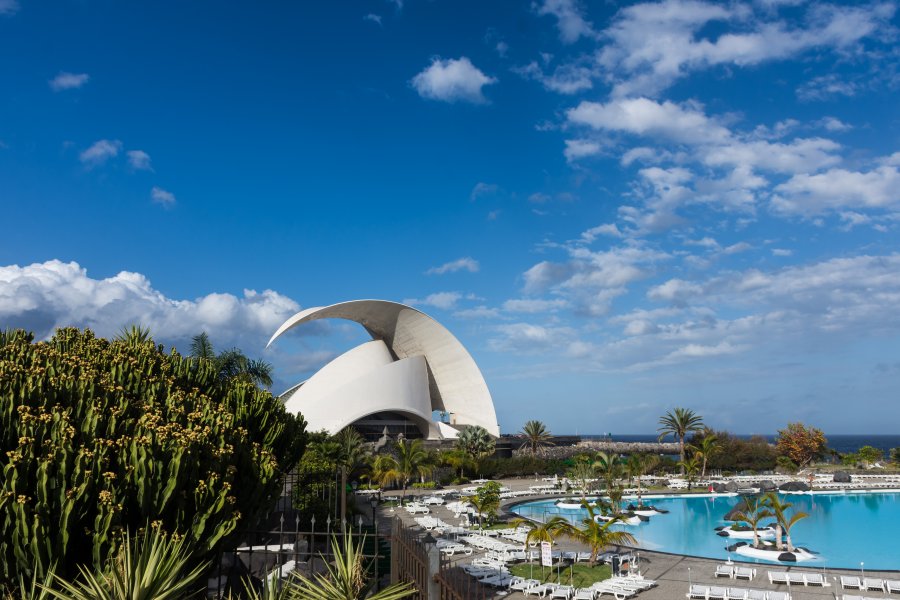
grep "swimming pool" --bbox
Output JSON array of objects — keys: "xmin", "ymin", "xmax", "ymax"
[{"xmin": 511, "ymin": 491, "xmax": 900, "ymax": 570}]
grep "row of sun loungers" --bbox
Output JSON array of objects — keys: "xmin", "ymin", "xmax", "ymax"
[
  {"xmin": 688, "ymin": 585, "xmax": 790, "ymax": 599},
  {"xmin": 517, "ymin": 576, "xmax": 656, "ymax": 599},
  {"xmin": 714, "ymin": 565, "xmax": 756, "ymax": 580},
  {"xmin": 767, "ymin": 571, "xmax": 825, "ymax": 586},
  {"xmin": 840, "ymin": 575, "xmax": 900, "ymax": 592},
  {"xmin": 460, "ymin": 534, "xmax": 520, "ymax": 553}
]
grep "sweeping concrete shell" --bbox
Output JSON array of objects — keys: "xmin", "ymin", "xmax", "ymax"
[{"xmin": 267, "ymin": 300, "xmax": 499, "ymax": 439}]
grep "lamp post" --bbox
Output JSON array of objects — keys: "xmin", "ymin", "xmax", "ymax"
[
  {"xmin": 688, "ymin": 566, "xmax": 692, "ymax": 589},
  {"xmin": 861, "ymin": 561, "xmax": 865, "ymax": 582},
  {"xmin": 370, "ymin": 497, "xmax": 378, "ymax": 526}
]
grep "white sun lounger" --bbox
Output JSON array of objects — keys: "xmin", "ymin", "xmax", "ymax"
[
  {"xmin": 768, "ymin": 571, "xmax": 789, "ymax": 585},
  {"xmin": 687, "ymin": 584, "xmax": 709, "ymax": 599},
  {"xmin": 745, "ymin": 590, "xmax": 766, "ymax": 600},
  {"xmin": 716, "ymin": 565, "xmax": 736, "ymax": 578},
  {"xmin": 551, "ymin": 585, "xmax": 575, "ymax": 599},
  {"xmin": 593, "ymin": 583, "xmax": 635, "ymax": 599},
  {"xmin": 886, "ymin": 580, "xmax": 900, "ymax": 593},
  {"xmin": 803, "ymin": 573, "xmax": 824, "ymax": 586},
  {"xmin": 726, "ymin": 588, "xmax": 747, "ymax": 600},
  {"xmin": 573, "ymin": 588, "xmax": 596, "ymax": 600},
  {"xmin": 708, "ymin": 586, "xmax": 727, "ymax": 599},
  {"xmin": 510, "ymin": 578, "xmax": 541, "ymax": 592},
  {"xmin": 841, "ymin": 576, "xmax": 862, "ymax": 589},
  {"xmin": 767, "ymin": 592, "xmax": 790, "ymax": 600},
  {"xmin": 785, "ymin": 573, "xmax": 805, "ymax": 586},
  {"xmin": 525, "ymin": 583, "xmax": 557, "ymax": 597},
  {"xmin": 863, "ymin": 578, "xmax": 884, "ymax": 592},
  {"xmin": 734, "ymin": 567, "xmax": 756, "ymax": 580}
]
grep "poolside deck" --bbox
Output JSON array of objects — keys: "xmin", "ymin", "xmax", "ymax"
[{"xmin": 379, "ymin": 476, "xmax": 898, "ymax": 599}]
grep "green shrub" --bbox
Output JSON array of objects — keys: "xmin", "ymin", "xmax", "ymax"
[
  {"xmin": 411, "ymin": 481, "xmax": 436, "ymax": 489},
  {"xmin": 0, "ymin": 328, "xmax": 306, "ymax": 585}
]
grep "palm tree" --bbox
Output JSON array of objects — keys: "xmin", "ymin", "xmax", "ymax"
[
  {"xmin": 509, "ymin": 516, "xmax": 572, "ymax": 577},
  {"xmin": 364, "ymin": 454, "xmax": 398, "ymax": 492},
  {"xmin": 520, "ymin": 420, "xmax": 554, "ymax": 456},
  {"xmin": 625, "ymin": 453, "xmax": 659, "ymax": 508},
  {"xmin": 440, "ymin": 448, "xmax": 474, "ymax": 480},
  {"xmin": 678, "ymin": 455, "xmax": 701, "ymax": 490},
  {"xmin": 189, "ymin": 332, "xmax": 274, "ymax": 388},
  {"xmin": 781, "ymin": 509, "xmax": 808, "ymax": 552},
  {"xmin": 658, "ymin": 408, "xmax": 705, "ymax": 474},
  {"xmin": 731, "ymin": 496, "xmax": 773, "ymax": 549},
  {"xmin": 455, "ymin": 425, "xmax": 496, "ymax": 471},
  {"xmin": 572, "ymin": 502, "xmax": 637, "ymax": 567},
  {"xmin": 690, "ymin": 434, "xmax": 720, "ymax": 480},
  {"xmin": 331, "ymin": 428, "xmax": 369, "ymax": 528},
  {"xmin": 382, "ymin": 439, "xmax": 432, "ymax": 504}
]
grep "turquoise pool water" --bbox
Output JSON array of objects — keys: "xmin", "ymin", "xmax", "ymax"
[{"xmin": 511, "ymin": 492, "xmax": 900, "ymax": 570}]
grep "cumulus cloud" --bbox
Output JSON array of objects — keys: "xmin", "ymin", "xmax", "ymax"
[
  {"xmin": 79, "ymin": 139, "xmax": 122, "ymax": 167},
  {"xmin": 410, "ymin": 57, "xmax": 497, "ymax": 104},
  {"xmin": 564, "ymin": 139, "xmax": 601, "ymax": 161},
  {"xmin": 514, "ymin": 61, "xmax": 594, "ymax": 94},
  {"xmin": 426, "ymin": 257, "xmax": 480, "ymax": 275},
  {"xmin": 127, "ymin": 150, "xmax": 153, "ymax": 171},
  {"xmin": 596, "ymin": 0, "xmax": 894, "ymax": 97},
  {"xmin": 151, "ymin": 186, "xmax": 176, "ymax": 207},
  {"xmin": 772, "ymin": 166, "xmax": 900, "ymax": 216},
  {"xmin": 535, "ymin": 0, "xmax": 595, "ymax": 44},
  {"xmin": 49, "ymin": 72, "xmax": 90, "ymax": 91},
  {"xmin": 0, "ymin": 260, "xmax": 301, "ymax": 350},
  {"xmin": 363, "ymin": 13, "xmax": 382, "ymax": 25},
  {"xmin": 402, "ymin": 291, "xmax": 463, "ymax": 310}
]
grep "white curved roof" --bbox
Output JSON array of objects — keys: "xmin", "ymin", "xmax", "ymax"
[{"xmin": 268, "ymin": 299, "xmax": 499, "ymax": 436}]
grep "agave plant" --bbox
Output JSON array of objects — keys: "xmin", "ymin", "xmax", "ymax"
[
  {"xmin": 290, "ymin": 532, "xmax": 415, "ymax": 600},
  {"xmin": 41, "ymin": 527, "xmax": 207, "ymax": 600}
]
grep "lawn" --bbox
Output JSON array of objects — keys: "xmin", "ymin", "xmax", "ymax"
[{"xmin": 508, "ymin": 562, "xmax": 612, "ymax": 588}]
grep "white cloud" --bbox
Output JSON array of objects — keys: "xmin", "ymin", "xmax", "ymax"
[
  {"xmin": 488, "ymin": 322, "xmax": 577, "ymax": 352},
  {"xmin": 514, "ymin": 61, "xmax": 594, "ymax": 94},
  {"xmin": 49, "ymin": 72, "xmax": 89, "ymax": 91},
  {"xmin": 127, "ymin": 150, "xmax": 153, "ymax": 171},
  {"xmin": 0, "ymin": 260, "xmax": 301, "ymax": 349},
  {"xmin": 470, "ymin": 182, "xmax": 499, "ymax": 201},
  {"xmin": 564, "ymin": 139, "xmax": 601, "ymax": 161},
  {"xmin": 596, "ymin": 0, "xmax": 894, "ymax": 97},
  {"xmin": 410, "ymin": 57, "xmax": 497, "ymax": 104},
  {"xmin": 79, "ymin": 139, "xmax": 122, "ymax": 167},
  {"xmin": 567, "ymin": 97, "xmax": 730, "ymax": 145},
  {"xmin": 502, "ymin": 298, "xmax": 569, "ymax": 313},
  {"xmin": 723, "ymin": 242, "xmax": 752, "ymax": 255},
  {"xmin": 772, "ymin": 248, "xmax": 793, "ymax": 256},
  {"xmin": 528, "ymin": 192, "xmax": 551, "ymax": 204},
  {"xmin": 426, "ymin": 257, "xmax": 480, "ymax": 275},
  {"xmin": 581, "ymin": 223, "xmax": 624, "ymax": 242},
  {"xmin": 402, "ymin": 291, "xmax": 463, "ymax": 310},
  {"xmin": 772, "ymin": 166, "xmax": 900, "ymax": 215},
  {"xmin": 151, "ymin": 186, "xmax": 176, "ymax": 207},
  {"xmin": 535, "ymin": 0, "xmax": 595, "ymax": 44},
  {"xmin": 818, "ymin": 117, "xmax": 852, "ymax": 132},
  {"xmin": 797, "ymin": 74, "xmax": 859, "ymax": 102},
  {"xmin": 453, "ymin": 305, "xmax": 501, "ymax": 319},
  {"xmin": 363, "ymin": 13, "xmax": 382, "ymax": 25},
  {"xmin": 647, "ymin": 278, "xmax": 703, "ymax": 303}
]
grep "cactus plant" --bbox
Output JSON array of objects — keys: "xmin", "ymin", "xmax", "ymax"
[{"xmin": 0, "ymin": 328, "xmax": 306, "ymax": 585}]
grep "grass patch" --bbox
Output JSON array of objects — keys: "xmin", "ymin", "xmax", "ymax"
[{"xmin": 508, "ymin": 562, "xmax": 612, "ymax": 588}]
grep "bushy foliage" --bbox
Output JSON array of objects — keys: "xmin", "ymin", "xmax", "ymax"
[
  {"xmin": 473, "ymin": 455, "xmax": 570, "ymax": 479},
  {"xmin": 698, "ymin": 431, "xmax": 777, "ymax": 472},
  {"xmin": 891, "ymin": 447, "xmax": 900, "ymax": 465},
  {"xmin": 857, "ymin": 445, "xmax": 883, "ymax": 467},
  {"xmin": 776, "ymin": 422, "xmax": 827, "ymax": 467},
  {"xmin": 0, "ymin": 328, "xmax": 306, "ymax": 584}
]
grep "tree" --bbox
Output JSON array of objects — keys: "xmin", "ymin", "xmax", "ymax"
[
  {"xmin": 455, "ymin": 425, "xmax": 496, "ymax": 468},
  {"xmin": 625, "ymin": 454, "xmax": 659, "ymax": 508},
  {"xmin": 440, "ymin": 448, "xmax": 474, "ymax": 480},
  {"xmin": 658, "ymin": 408, "xmax": 705, "ymax": 474},
  {"xmin": 678, "ymin": 455, "xmax": 701, "ymax": 490},
  {"xmin": 857, "ymin": 445, "xmax": 883, "ymax": 468},
  {"xmin": 520, "ymin": 420, "xmax": 554, "ymax": 456},
  {"xmin": 467, "ymin": 482, "xmax": 502, "ymax": 530},
  {"xmin": 776, "ymin": 455, "xmax": 800, "ymax": 474},
  {"xmin": 0, "ymin": 328, "xmax": 306, "ymax": 585},
  {"xmin": 380, "ymin": 439, "xmax": 432, "ymax": 504},
  {"xmin": 593, "ymin": 452, "xmax": 624, "ymax": 512},
  {"xmin": 762, "ymin": 492, "xmax": 791, "ymax": 551},
  {"xmin": 508, "ymin": 515, "xmax": 572, "ymax": 577},
  {"xmin": 781, "ymin": 509, "xmax": 808, "ymax": 552},
  {"xmin": 571, "ymin": 502, "xmax": 637, "ymax": 567},
  {"xmin": 731, "ymin": 497, "xmax": 773, "ymax": 549},
  {"xmin": 318, "ymin": 428, "xmax": 369, "ymax": 529},
  {"xmin": 189, "ymin": 332, "xmax": 274, "ymax": 388},
  {"xmin": 690, "ymin": 434, "xmax": 720, "ymax": 480},
  {"xmin": 775, "ymin": 423, "xmax": 827, "ymax": 468},
  {"xmin": 567, "ymin": 455, "xmax": 597, "ymax": 500},
  {"xmin": 891, "ymin": 447, "xmax": 900, "ymax": 466}
]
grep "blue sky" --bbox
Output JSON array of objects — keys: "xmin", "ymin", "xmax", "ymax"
[{"xmin": 2, "ymin": 0, "xmax": 899, "ymax": 434}]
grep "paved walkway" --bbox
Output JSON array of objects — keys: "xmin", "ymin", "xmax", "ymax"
[{"xmin": 375, "ymin": 477, "xmax": 899, "ymax": 599}]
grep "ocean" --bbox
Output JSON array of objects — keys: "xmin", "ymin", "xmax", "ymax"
[{"xmin": 577, "ymin": 434, "xmax": 900, "ymax": 456}]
